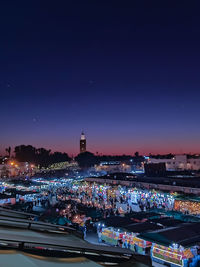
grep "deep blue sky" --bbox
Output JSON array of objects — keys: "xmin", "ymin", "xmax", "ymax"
[{"xmin": 1, "ymin": 1, "xmax": 200, "ymax": 156}]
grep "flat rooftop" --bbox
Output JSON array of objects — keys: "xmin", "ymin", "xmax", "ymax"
[{"xmin": 140, "ymin": 222, "xmax": 200, "ymax": 247}]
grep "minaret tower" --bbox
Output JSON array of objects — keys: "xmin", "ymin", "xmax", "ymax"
[{"xmin": 80, "ymin": 132, "xmax": 86, "ymax": 153}]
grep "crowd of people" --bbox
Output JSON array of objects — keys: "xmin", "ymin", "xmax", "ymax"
[
  {"xmin": 44, "ymin": 183, "xmax": 175, "ymax": 230},
  {"xmin": 13, "ymin": 181, "xmax": 175, "ymax": 238},
  {"xmin": 17, "ymin": 192, "xmax": 51, "ymax": 212},
  {"xmin": 127, "ymin": 189, "xmax": 174, "ymax": 211}
]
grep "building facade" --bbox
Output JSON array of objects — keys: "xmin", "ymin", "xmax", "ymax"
[
  {"xmin": 80, "ymin": 132, "xmax": 86, "ymax": 153},
  {"xmin": 95, "ymin": 161, "xmax": 132, "ymax": 173},
  {"xmin": 149, "ymin": 155, "xmax": 200, "ymax": 171}
]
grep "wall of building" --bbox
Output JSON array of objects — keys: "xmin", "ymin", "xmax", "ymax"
[
  {"xmin": 149, "ymin": 155, "xmax": 200, "ymax": 171},
  {"xmin": 95, "ymin": 163, "xmax": 132, "ymax": 173}
]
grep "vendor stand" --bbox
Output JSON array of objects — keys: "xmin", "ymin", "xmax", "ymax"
[
  {"xmin": 101, "ymin": 227, "xmax": 119, "ymax": 246},
  {"xmin": 151, "ymin": 244, "xmax": 196, "ymax": 267},
  {"xmin": 100, "ymin": 226, "xmax": 152, "ymax": 254},
  {"xmin": 174, "ymin": 196, "xmax": 200, "ymax": 215},
  {"xmin": 130, "ymin": 236, "xmax": 152, "ymax": 255}
]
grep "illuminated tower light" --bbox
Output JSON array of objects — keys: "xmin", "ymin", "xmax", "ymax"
[{"xmin": 80, "ymin": 132, "xmax": 86, "ymax": 153}]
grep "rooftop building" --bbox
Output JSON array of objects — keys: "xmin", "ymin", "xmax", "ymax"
[{"xmin": 148, "ymin": 154, "xmax": 200, "ymax": 171}]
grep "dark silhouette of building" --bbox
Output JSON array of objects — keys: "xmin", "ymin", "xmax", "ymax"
[
  {"xmin": 144, "ymin": 163, "xmax": 166, "ymax": 177},
  {"xmin": 80, "ymin": 132, "xmax": 86, "ymax": 153}
]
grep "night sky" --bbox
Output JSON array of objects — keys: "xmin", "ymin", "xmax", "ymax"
[{"xmin": 1, "ymin": 1, "xmax": 200, "ymax": 156}]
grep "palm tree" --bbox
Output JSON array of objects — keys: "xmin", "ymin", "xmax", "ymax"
[{"xmin": 5, "ymin": 146, "xmax": 11, "ymax": 158}]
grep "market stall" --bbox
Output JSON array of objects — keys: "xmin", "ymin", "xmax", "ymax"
[
  {"xmin": 152, "ymin": 244, "xmax": 196, "ymax": 267},
  {"xmin": 130, "ymin": 236, "xmax": 151, "ymax": 254},
  {"xmin": 140, "ymin": 223, "xmax": 200, "ymax": 267},
  {"xmin": 100, "ymin": 226, "xmax": 152, "ymax": 254},
  {"xmin": 174, "ymin": 198, "xmax": 200, "ymax": 215},
  {"xmin": 100, "ymin": 227, "xmax": 119, "ymax": 246}
]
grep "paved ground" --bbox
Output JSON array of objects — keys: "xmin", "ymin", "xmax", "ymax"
[
  {"xmin": 85, "ymin": 231, "xmax": 108, "ymax": 246},
  {"xmin": 32, "ymin": 205, "xmax": 45, "ymax": 212}
]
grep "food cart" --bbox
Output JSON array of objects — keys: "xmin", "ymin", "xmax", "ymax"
[
  {"xmin": 100, "ymin": 227, "xmax": 152, "ymax": 254},
  {"xmin": 130, "ymin": 236, "xmax": 152, "ymax": 255},
  {"xmin": 101, "ymin": 227, "xmax": 119, "ymax": 246},
  {"xmin": 152, "ymin": 244, "xmax": 196, "ymax": 267}
]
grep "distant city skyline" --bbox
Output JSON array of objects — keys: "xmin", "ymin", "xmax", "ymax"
[
  {"xmin": 1, "ymin": 2, "xmax": 200, "ymax": 156},
  {"xmin": 1, "ymin": 130, "xmax": 200, "ymax": 157}
]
